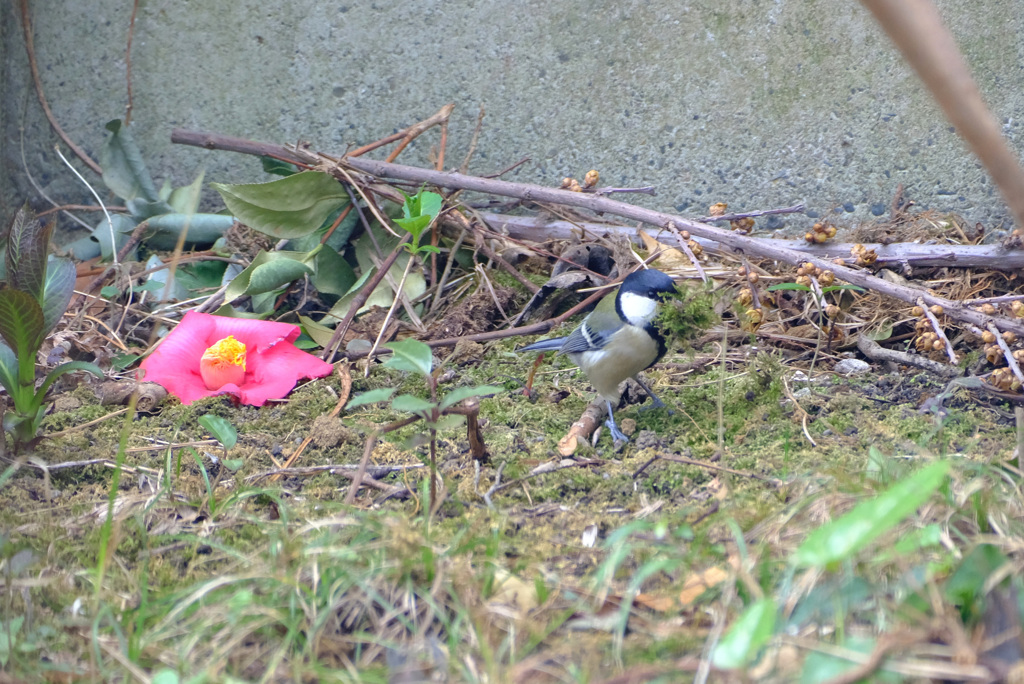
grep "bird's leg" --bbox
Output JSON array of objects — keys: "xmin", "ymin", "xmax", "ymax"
[
  {"xmin": 632, "ymin": 376, "xmax": 667, "ymax": 411},
  {"xmin": 604, "ymin": 400, "xmax": 630, "ymax": 443}
]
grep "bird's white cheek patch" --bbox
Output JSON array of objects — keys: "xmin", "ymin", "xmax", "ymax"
[{"xmin": 619, "ymin": 292, "xmax": 657, "ymax": 326}]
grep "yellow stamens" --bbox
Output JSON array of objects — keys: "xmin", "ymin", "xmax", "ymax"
[{"xmin": 200, "ymin": 335, "xmax": 247, "ymax": 390}]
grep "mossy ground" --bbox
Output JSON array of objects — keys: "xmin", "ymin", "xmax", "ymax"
[{"xmin": 0, "ymin": 327, "xmax": 1017, "ymax": 681}]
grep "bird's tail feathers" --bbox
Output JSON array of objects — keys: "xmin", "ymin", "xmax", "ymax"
[{"xmin": 516, "ymin": 337, "xmax": 566, "ymax": 353}]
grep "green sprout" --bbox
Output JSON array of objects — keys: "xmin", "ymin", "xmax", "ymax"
[
  {"xmin": 394, "ymin": 189, "xmax": 443, "ymax": 255},
  {"xmin": 0, "ymin": 205, "xmax": 103, "ymax": 447},
  {"xmin": 346, "ymin": 338, "xmax": 502, "ymax": 514}
]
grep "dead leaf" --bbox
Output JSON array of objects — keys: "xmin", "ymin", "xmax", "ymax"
[{"xmin": 639, "ymin": 230, "xmax": 691, "ymax": 271}]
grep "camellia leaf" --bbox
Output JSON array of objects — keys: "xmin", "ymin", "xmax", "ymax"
[
  {"xmin": 793, "ymin": 461, "xmax": 950, "ymax": 568},
  {"xmin": 40, "ymin": 257, "xmax": 76, "ymax": 336},
  {"xmin": 345, "ymin": 387, "xmax": 397, "ymax": 409},
  {"xmin": 438, "ymin": 385, "xmax": 504, "ymax": 410},
  {"xmin": 6, "ymin": 204, "xmax": 52, "ymax": 302},
  {"xmin": 91, "ymin": 213, "xmax": 139, "ymax": 261},
  {"xmin": 100, "ymin": 119, "xmax": 159, "ymax": 203},
  {"xmin": 311, "ymin": 246, "xmax": 357, "ymax": 299},
  {"xmin": 144, "ymin": 213, "xmax": 236, "ymax": 250},
  {"xmin": 298, "ymin": 315, "xmax": 337, "ymax": 349},
  {"xmin": 0, "ymin": 289, "xmax": 45, "ymax": 371},
  {"xmin": 211, "ymin": 171, "xmax": 349, "ymax": 239},
  {"xmin": 384, "ymin": 339, "xmax": 433, "ymax": 377},
  {"xmin": 224, "ymin": 249, "xmax": 320, "ymax": 302},
  {"xmin": 390, "ymin": 394, "xmax": 436, "ymax": 414},
  {"xmin": 198, "ymin": 414, "xmax": 238, "ymax": 449},
  {"xmin": 712, "ymin": 598, "xmax": 777, "ymax": 669},
  {"xmin": 260, "ymin": 156, "xmax": 299, "ymax": 177}
]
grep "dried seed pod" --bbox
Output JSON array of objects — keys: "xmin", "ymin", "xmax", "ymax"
[
  {"xmin": 804, "ymin": 232, "xmax": 816, "ymax": 243},
  {"xmin": 795, "ymin": 275, "xmax": 811, "ymax": 287},
  {"xmin": 825, "ymin": 304, "xmax": 841, "ymax": 319},
  {"xmin": 583, "ymin": 169, "xmax": 599, "ymax": 188},
  {"xmin": 931, "ymin": 339, "xmax": 944, "ymax": 352},
  {"xmin": 560, "ymin": 177, "xmax": 575, "ymax": 189},
  {"xmin": 986, "ymin": 345, "xmax": 1003, "ymax": 365},
  {"xmin": 709, "ymin": 202, "xmax": 728, "ymax": 217},
  {"xmin": 1003, "ymin": 331, "xmax": 1018, "ymax": 344},
  {"xmin": 1011, "ymin": 300, "xmax": 1024, "ymax": 316},
  {"xmin": 1013, "ymin": 349, "xmax": 1024, "ymax": 362},
  {"xmin": 747, "ymin": 272, "xmax": 759, "ymax": 284},
  {"xmin": 980, "ymin": 303, "xmax": 997, "ymax": 315},
  {"xmin": 818, "ymin": 271, "xmax": 835, "ymax": 286},
  {"xmin": 911, "ymin": 306, "xmax": 925, "ymax": 317},
  {"xmin": 982, "ymin": 330, "xmax": 997, "ymax": 343},
  {"xmin": 737, "ymin": 266, "xmax": 747, "ymax": 276},
  {"xmin": 680, "ymin": 230, "xmax": 690, "ymax": 240},
  {"xmin": 826, "ymin": 226, "xmax": 837, "ymax": 238},
  {"xmin": 737, "ymin": 288, "xmax": 754, "ymax": 306},
  {"xmin": 833, "ymin": 257, "xmax": 845, "ymax": 265},
  {"xmin": 745, "ymin": 308, "xmax": 764, "ymax": 325},
  {"xmin": 813, "ymin": 231, "xmax": 828, "ymax": 243},
  {"xmin": 803, "ymin": 262, "xmax": 816, "ymax": 272},
  {"xmin": 687, "ymin": 240, "xmax": 703, "ymax": 257},
  {"xmin": 929, "ymin": 305, "xmax": 944, "ymax": 316}
]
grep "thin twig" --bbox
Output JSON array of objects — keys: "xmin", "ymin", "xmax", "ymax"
[
  {"xmin": 53, "ymin": 146, "xmax": 116, "ymax": 264},
  {"xmin": 987, "ymin": 323, "xmax": 1024, "ymax": 386},
  {"xmin": 664, "ymin": 221, "xmax": 708, "ymax": 282},
  {"xmin": 918, "ymin": 298, "xmax": 958, "ymax": 363}
]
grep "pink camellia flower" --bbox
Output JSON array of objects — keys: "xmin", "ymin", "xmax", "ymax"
[{"xmin": 140, "ymin": 311, "xmax": 334, "ymax": 406}]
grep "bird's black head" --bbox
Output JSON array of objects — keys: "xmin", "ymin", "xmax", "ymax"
[{"xmin": 620, "ymin": 268, "xmax": 677, "ymax": 300}]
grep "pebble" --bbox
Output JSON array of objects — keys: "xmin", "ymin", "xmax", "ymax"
[{"xmin": 833, "ymin": 359, "xmax": 871, "ymax": 376}]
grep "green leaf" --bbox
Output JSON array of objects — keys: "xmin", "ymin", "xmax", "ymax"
[
  {"xmin": 0, "ymin": 289, "xmax": 45, "ymax": 372},
  {"xmin": 793, "ymin": 461, "xmax": 950, "ymax": 568},
  {"xmin": 346, "ymin": 387, "xmax": 396, "ymax": 409},
  {"xmin": 0, "ymin": 341, "xmax": 19, "ymax": 399},
  {"xmin": 391, "ymin": 394, "xmax": 436, "ymax": 414},
  {"xmin": 767, "ymin": 282, "xmax": 811, "ymax": 292},
  {"xmin": 100, "ymin": 285, "xmax": 120, "ymax": 299},
  {"xmin": 224, "ymin": 249, "xmax": 319, "ymax": 302},
  {"xmin": 945, "ymin": 544, "xmax": 1007, "ymax": 610},
  {"xmin": 394, "ymin": 214, "xmax": 432, "ymax": 235},
  {"xmin": 312, "ymin": 246, "xmax": 357, "ymax": 298},
  {"xmin": 298, "ymin": 315, "xmax": 337, "ymax": 349},
  {"xmin": 5, "ymin": 204, "xmax": 51, "ymax": 301},
  {"xmin": 439, "ymin": 384, "xmax": 504, "ymax": 410},
  {"xmin": 384, "ymin": 339, "xmax": 433, "ymax": 377},
  {"xmin": 711, "ymin": 598, "xmax": 777, "ymax": 669},
  {"xmin": 144, "ymin": 213, "xmax": 235, "ymax": 250},
  {"xmin": 151, "ymin": 669, "xmax": 181, "ymax": 684},
  {"xmin": 199, "ymin": 414, "xmax": 238, "ymax": 449},
  {"xmin": 222, "ymin": 458, "xmax": 245, "ymax": 472},
  {"xmin": 35, "ymin": 361, "xmax": 104, "ymax": 402},
  {"xmin": 260, "ymin": 156, "xmax": 299, "ymax": 177},
  {"xmin": 41, "ymin": 258, "xmax": 76, "ymax": 336},
  {"xmin": 211, "ymin": 171, "xmax": 349, "ymax": 239},
  {"xmin": 166, "ymin": 172, "xmax": 205, "ymax": 214},
  {"xmin": 100, "ymin": 119, "xmax": 159, "ymax": 202},
  {"xmin": 91, "ymin": 213, "xmax": 139, "ymax": 261},
  {"xmin": 820, "ymin": 284, "xmax": 865, "ymax": 294}
]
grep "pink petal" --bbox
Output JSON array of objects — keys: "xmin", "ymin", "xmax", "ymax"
[{"xmin": 139, "ymin": 311, "xmax": 333, "ymax": 406}]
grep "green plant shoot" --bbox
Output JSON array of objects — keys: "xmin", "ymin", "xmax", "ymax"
[
  {"xmin": 394, "ymin": 189, "xmax": 443, "ymax": 254},
  {"xmin": 0, "ymin": 205, "xmax": 103, "ymax": 446}
]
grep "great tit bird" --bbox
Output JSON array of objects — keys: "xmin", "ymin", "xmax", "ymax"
[{"xmin": 519, "ymin": 268, "xmax": 677, "ymax": 443}]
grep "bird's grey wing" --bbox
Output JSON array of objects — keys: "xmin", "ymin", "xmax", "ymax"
[{"xmin": 556, "ymin": 322, "xmax": 614, "ymax": 355}]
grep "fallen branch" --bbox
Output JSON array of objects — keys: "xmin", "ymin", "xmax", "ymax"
[
  {"xmin": 170, "ymin": 128, "xmax": 1024, "ymax": 338},
  {"xmin": 480, "ymin": 213, "xmax": 1024, "ymax": 271}
]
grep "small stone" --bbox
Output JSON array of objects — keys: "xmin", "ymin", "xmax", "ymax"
[
  {"xmin": 310, "ymin": 415, "xmax": 353, "ymax": 448},
  {"xmin": 834, "ymin": 358, "xmax": 871, "ymax": 376}
]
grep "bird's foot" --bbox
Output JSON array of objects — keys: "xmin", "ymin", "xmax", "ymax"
[{"xmin": 604, "ymin": 418, "xmax": 630, "ymax": 443}]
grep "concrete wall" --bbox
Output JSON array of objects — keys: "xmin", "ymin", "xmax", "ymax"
[{"xmin": 3, "ymin": 0, "xmax": 1024, "ymax": 241}]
